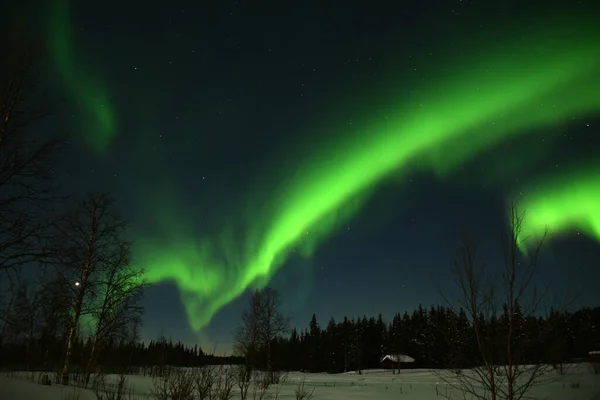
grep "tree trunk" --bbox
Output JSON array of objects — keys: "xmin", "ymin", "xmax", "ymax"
[
  {"xmin": 61, "ymin": 258, "xmax": 93, "ymax": 385},
  {"xmin": 267, "ymin": 339, "xmax": 272, "ymax": 383},
  {"xmin": 0, "ymin": 289, "xmax": 16, "ymax": 344},
  {"xmin": 84, "ymin": 334, "xmax": 99, "ymax": 387},
  {"xmin": 85, "ymin": 284, "xmax": 111, "ymax": 387},
  {"xmin": 61, "ymin": 288, "xmax": 84, "ymax": 385},
  {"xmin": 61, "ymin": 215, "xmax": 97, "ymax": 385}
]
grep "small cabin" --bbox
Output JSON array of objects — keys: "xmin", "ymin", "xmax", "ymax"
[
  {"xmin": 381, "ymin": 354, "xmax": 415, "ymax": 370},
  {"xmin": 589, "ymin": 350, "xmax": 600, "ymax": 364}
]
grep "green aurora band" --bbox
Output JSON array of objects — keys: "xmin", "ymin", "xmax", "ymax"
[
  {"xmin": 516, "ymin": 167, "xmax": 600, "ymax": 250},
  {"xmin": 132, "ymin": 16, "xmax": 600, "ymax": 332},
  {"xmin": 49, "ymin": 0, "xmax": 118, "ymax": 152}
]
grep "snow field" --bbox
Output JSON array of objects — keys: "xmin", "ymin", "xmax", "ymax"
[{"xmin": 1, "ymin": 363, "xmax": 599, "ymax": 400}]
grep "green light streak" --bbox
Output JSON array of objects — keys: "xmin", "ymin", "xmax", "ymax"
[
  {"xmin": 136, "ymin": 17, "xmax": 600, "ymax": 331},
  {"xmin": 49, "ymin": 0, "xmax": 117, "ymax": 152},
  {"xmin": 517, "ymin": 167, "xmax": 600, "ymax": 249}
]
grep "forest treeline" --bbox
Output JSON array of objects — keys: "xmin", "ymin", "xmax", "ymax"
[
  {"xmin": 1, "ymin": 303, "xmax": 598, "ymax": 374},
  {"xmin": 271, "ymin": 305, "xmax": 600, "ymax": 373}
]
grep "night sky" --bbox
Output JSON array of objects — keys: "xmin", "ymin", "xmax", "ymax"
[{"xmin": 3, "ymin": 0, "xmax": 600, "ymax": 354}]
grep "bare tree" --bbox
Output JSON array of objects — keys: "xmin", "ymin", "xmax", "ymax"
[
  {"xmin": 0, "ymin": 42, "xmax": 65, "ymax": 364},
  {"xmin": 84, "ymin": 241, "xmax": 146, "ymax": 385},
  {"xmin": 0, "ymin": 43, "xmax": 65, "ymax": 273},
  {"xmin": 9, "ymin": 275, "xmax": 45, "ymax": 371},
  {"xmin": 0, "ymin": 260, "xmax": 73, "ymax": 373},
  {"xmin": 233, "ymin": 287, "xmax": 288, "ymax": 397},
  {"xmin": 194, "ymin": 363, "xmax": 237, "ymax": 400},
  {"xmin": 151, "ymin": 367, "xmax": 196, "ymax": 400},
  {"xmin": 37, "ymin": 271, "xmax": 73, "ymax": 371},
  {"xmin": 258, "ymin": 287, "xmax": 289, "ymax": 383},
  {"xmin": 294, "ymin": 378, "xmax": 315, "ymax": 400},
  {"xmin": 0, "ymin": 41, "xmax": 70, "ymax": 379},
  {"xmin": 52, "ymin": 192, "xmax": 129, "ymax": 385},
  {"xmin": 234, "ymin": 291, "xmax": 262, "ymax": 400},
  {"xmin": 438, "ymin": 203, "xmax": 554, "ymax": 400}
]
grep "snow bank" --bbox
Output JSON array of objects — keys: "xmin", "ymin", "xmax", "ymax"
[{"xmin": 0, "ymin": 377, "xmax": 97, "ymax": 400}]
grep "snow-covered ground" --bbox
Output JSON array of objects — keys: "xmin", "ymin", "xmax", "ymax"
[
  {"xmin": 1, "ymin": 364, "xmax": 599, "ymax": 400},
  {"xmin": 0, "ymin": 375, "xmax": 97, "ymax": 400}
]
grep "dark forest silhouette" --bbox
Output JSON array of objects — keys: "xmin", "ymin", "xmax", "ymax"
[{"xmin": 1, "ymin": 304, "xmax": 598, "ymax": 375}]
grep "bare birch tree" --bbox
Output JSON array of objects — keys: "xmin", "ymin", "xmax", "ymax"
[
  {"xmin": 233, "ymin": 286, "xmax": 289, "ymax": 399},
  {"xmin": 84, "ymin": 240, "xmax": 145, "ymax": 384},
  {"xmin": 234, "ymin": 290, "xmax": 262, "ymax": 400},
  {"xmin": 258, "ymin": 287, "xmax": 289, "ymax": 384},
  {"xmin": 52, "ymin": 192, "xmax": 129, "ymax": 385},
  {"xmin": 438, "ymin": 203, "xmax": 553, "ymax": 400}
]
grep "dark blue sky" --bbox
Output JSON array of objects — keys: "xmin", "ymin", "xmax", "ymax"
[{"xmin": 3, "ymin": 0, "xmax": 599, "ymax": 354}]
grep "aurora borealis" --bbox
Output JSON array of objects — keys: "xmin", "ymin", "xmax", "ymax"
[
  {"xmin": 3, "ymin": 0, "xmax": 599, "ymax": 350},
  {"xmin": 49, "ymin": 0, "xmax": 118, "ymax": 153},
  {"xmin": 517, "ymin": 168, "xmax": 600, "ymax": 248},
  {"xmin": 135, "ymin": 15, "xmax": 600, "ymax": 332}
]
